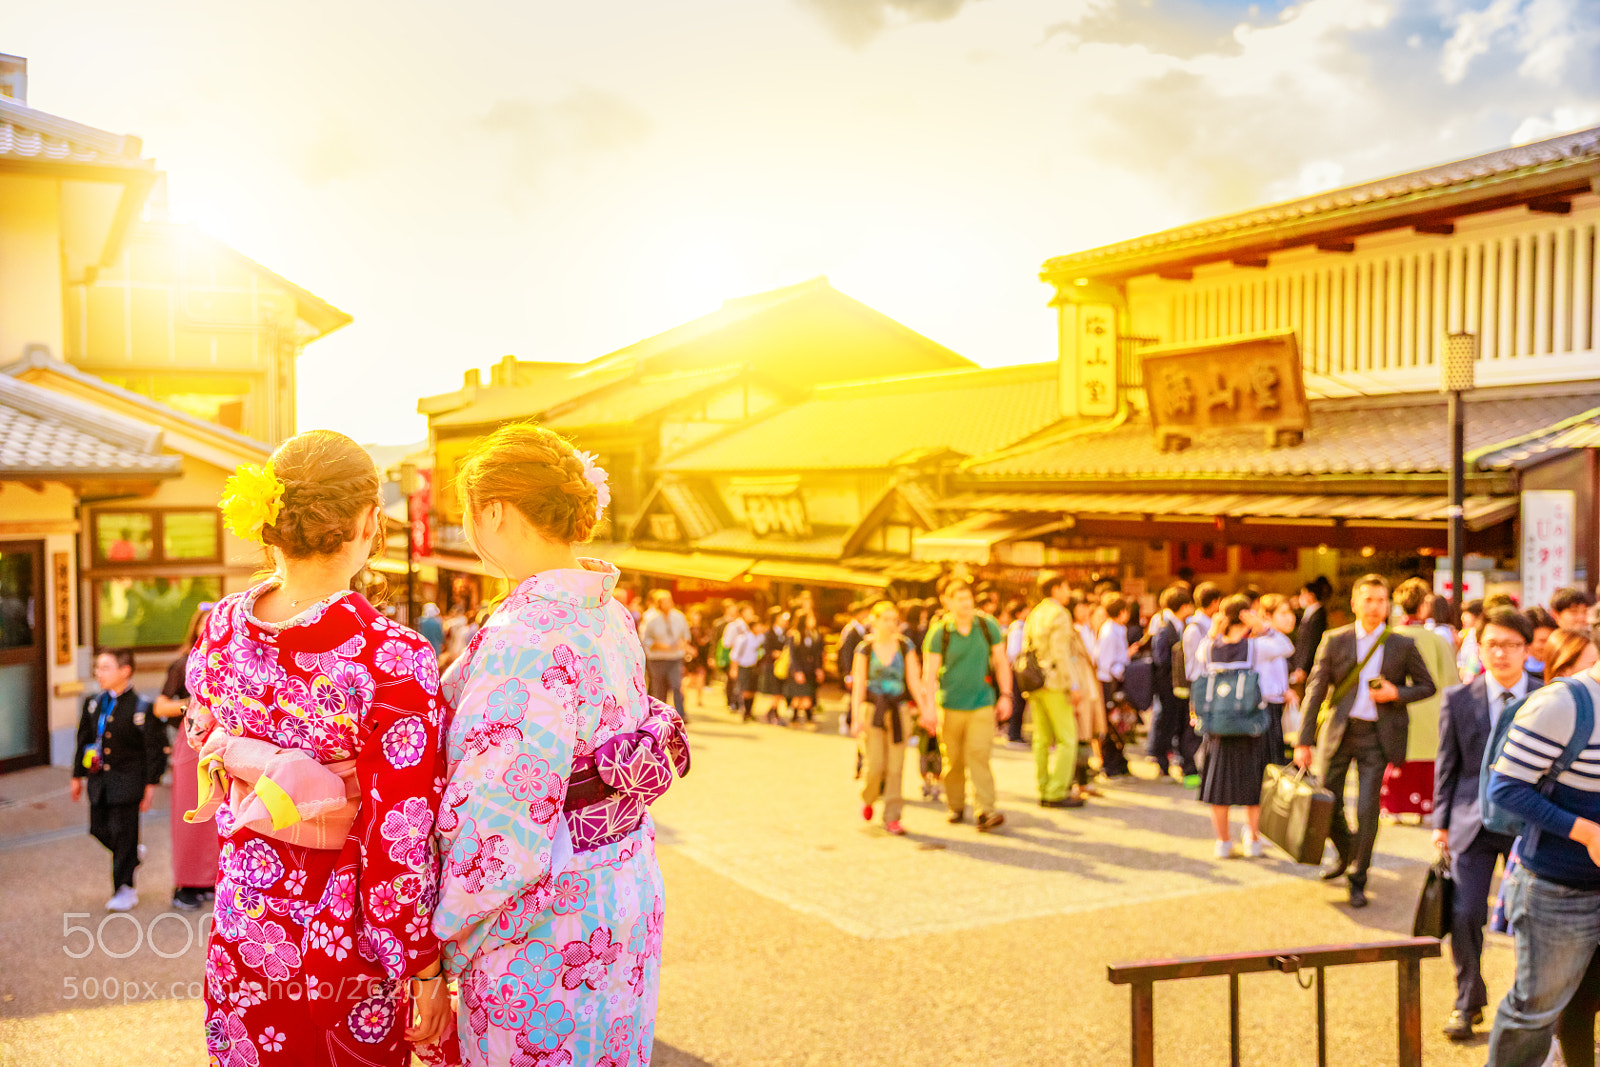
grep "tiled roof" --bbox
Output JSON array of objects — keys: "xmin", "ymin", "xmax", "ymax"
[
  {"xmin": 661, "ymin": 363, "xmax": 1071, "ymax": 472},
  {"xmin": 657, "ymin": 479, "xmax": 725, "ymax": 541},
  {"xmin": 1044, "ymin": 125, "xmax": 1600, "ymax": 281},
  {"xmin": 0, "ymin": 97, "xmax": 150, "ymax": 170},
  {"xmin": 546, "ymin": 366, "xmax": 747, "ymax": 430},
  {"xmin": 966, "ymin": 389, "xmax": 1600, "ymax": 481},
  {"xmin": 0, "ymin": 375, "xmax": 180, "ymax": 478},
  {"xmin": 1, "ymin": 351, "xmax": 271, "ymax": 456}
]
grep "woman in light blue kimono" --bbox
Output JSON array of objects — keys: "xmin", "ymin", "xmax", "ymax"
[{"xmin": 423, "ymin": 425, "xmax": 688, "ymax": 1067}]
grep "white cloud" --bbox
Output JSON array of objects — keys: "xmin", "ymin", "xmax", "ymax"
[{"xmin": 1512, "ymin": 104, "xmax": 1600, "ymax": 143}]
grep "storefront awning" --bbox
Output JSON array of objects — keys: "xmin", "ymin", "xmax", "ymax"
[
  {"xmin": 747, "ymin": 559, "xmax": 893, "ymax": 590},
  {"xmin": 369, "ymin": 557, "xmax": 439, "ymax": 582},
  {"xmin": 607, "ymin": 548, "xmax": 755, "ymax": 584},
  {"xmin": 938, "ymin": 492, "xmax": 1517, "ymax": 531},
  {"xmin": 415, "ymin": 552, "xmax": 494, "ymax": 578},
  {"xmin": 912, "ymin": 512, "xmax": 1069, "ymax": 563}
]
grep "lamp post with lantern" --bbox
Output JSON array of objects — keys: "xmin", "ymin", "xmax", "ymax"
[{"xmin": 1442, "ymin": 333, "xmax": 1477, "ymax": 617}]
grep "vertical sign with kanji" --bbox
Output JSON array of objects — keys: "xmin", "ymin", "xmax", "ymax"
[
  {"xmin": 410, "ymin": 470, "xmax": 432, "ymax": 558},
  {"xmin": 1521, "ymin": 489, "xmax": 1574, "ymax": 608},
  {"xmin": 1076, "ymin": 303, "xmax": 1117, "ymax": 417}
]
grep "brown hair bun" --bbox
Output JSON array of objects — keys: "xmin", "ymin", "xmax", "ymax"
[
  {"xmin": 455, "ymin": 423, "xmax": 598, "ymax": 545},
  {"xmin": 260, "ymin": 430, "xmax": 383, "ymax": 559}
]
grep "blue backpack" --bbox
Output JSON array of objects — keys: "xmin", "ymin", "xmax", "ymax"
[{"xmin": 1480, "ymin": 677, "xmax": 1595, "ymax": 857}]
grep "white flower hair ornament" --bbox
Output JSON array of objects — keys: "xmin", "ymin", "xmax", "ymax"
[{"xmin": 576, "ymin": 450, "xmax": 611, "ymax": 523}]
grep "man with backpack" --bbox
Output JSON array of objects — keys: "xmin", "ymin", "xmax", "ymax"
[
  {"xmin": 922, "ymin": 577, "xmax": 1012, "ymax": 831},
  {"xmin": 1484, "ymin": 616, "xmax": 1600, "ymax": 1064},
  {"xmin": 1022, "ymin": 572, "xmax": 1089, "ymax": 809},
  {"xmin": 1433, "ymin": 606, "xmax": 1530, "ymax": 1042}
]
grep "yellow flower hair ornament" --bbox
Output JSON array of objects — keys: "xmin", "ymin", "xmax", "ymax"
[{"xmin": 220, "ymin": 462, "xmax": 285, "ymax": 546}]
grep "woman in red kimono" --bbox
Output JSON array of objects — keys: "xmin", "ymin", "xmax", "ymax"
[{"xmin": 185, "ymin": 430, "xmax": 451, "ymax": 1066}]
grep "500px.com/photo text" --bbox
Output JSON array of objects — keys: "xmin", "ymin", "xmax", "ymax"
[{"xmin": 62, "ymin": 976, "xmax": 205, "ymax": 1003}]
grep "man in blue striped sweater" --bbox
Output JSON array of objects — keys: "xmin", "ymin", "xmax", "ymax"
[{"xmin": 1485, "ymin": 657, "xmax": 1600, "ymax": 1065}]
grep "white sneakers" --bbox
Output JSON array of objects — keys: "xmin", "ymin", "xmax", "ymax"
[
  {"xmin": 1215, "ymin": 836, "xmax": 1268, "ymax": 859},
  {"xmin": 106, "ymin": 886, "xmax": 138, "ymax": 912}
]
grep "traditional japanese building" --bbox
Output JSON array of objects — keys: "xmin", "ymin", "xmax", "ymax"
[
  {"xmin": 0, "ymin": 59, "xmax": 348, "ymax": 770},
  {"xmin": 936, "ymin": 124, "xmax": 1600, "ymax": 604},
  {"xmin": 628, "ymin": 361, "xmax": 1073, "ymax": 611},
  {"xmin": 415, "ymin": 278, "xmax": 976, "ymax": 607}
]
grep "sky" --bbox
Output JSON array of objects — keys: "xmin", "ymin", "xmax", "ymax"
[{"xmin": 10, "ymin": 0, "xmax": 1600, "ymax": 444}]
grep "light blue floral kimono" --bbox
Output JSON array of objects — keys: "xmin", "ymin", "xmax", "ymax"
[{"xmin": 424, "ymin": 561, "xmax": 680, "ymax": 1067}]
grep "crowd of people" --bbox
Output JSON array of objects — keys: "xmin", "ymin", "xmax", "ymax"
[{"xmin": 64, "ymin": 431, "xmax": 1600, "ymax": 1067}]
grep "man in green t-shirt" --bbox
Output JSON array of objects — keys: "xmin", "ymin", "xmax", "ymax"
[{"xmin": 921, "ymin": 578, "xmax": 1013, "ymax": 831}]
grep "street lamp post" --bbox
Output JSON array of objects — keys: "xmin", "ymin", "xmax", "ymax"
[
  {"xmin": 400, "ymin": 461, "xmax": 419, "ymax": 626},
  {"xmin": 1442, "ymin": 333, "xmax": 1477, "ymax": 617}
]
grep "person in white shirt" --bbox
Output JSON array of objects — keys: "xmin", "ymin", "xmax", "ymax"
[
  {"xmin": 640, "ymin": 589, "xmax": 691, "ymax": 721},
  {"xmin": 1295, "ymin": 575, "xmax": 1436, "ymax": 908},
  {"xmin": 1096, "ymin": 598, "xmax": 1132, "ymax": 698}
]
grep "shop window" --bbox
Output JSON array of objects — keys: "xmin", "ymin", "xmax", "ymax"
[
  {"xmin": 96, "ymin": 513, "xmax": 155, "ymax": 563},
  {"xmin": 94, "ymin": 510, "xmax": 220, "ymax": 566},
  {"xmin": 94, "ymin": 576, "xmax": 221, "ymax": 649}
]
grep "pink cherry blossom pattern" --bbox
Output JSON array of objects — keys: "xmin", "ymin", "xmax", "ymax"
[
  {"xmin": 560, "ymin": 926, "xmax": 623, "ymax": 990},
  {"xmin": 237, "ymin": 917, "xmax": 301, "ymax": 982},
  {"xmin": 380, "ymin": 795, "xmax": 435, "ymax": 870}
]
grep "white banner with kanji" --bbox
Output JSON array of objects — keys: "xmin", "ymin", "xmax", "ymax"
[{"xmin": 1521, "ymin": 489, "xmax": 1575, "ymax": 609}]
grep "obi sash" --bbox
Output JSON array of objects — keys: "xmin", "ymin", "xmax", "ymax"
[
  {"xmin": 562, "ymin": 696, "xmax": 690, "ymax": 853},
  {"xmin": 185, "ymin": 729, "xmax": 360, "ymax": 850}
]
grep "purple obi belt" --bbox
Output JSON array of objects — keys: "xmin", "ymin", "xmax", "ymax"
[{"xmin": 561, "ymin": 696, "xmax": 690, "ymax": 852}]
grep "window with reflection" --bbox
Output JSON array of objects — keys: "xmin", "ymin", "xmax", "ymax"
[
  {"xmin": 93, "ymin": 510, "xmax": 220, "ymax": 566},
  {"xmin": 95, "ymin": 576, "xmax": 222, "ymax": 649}
]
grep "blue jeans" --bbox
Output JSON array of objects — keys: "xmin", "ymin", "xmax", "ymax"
[
  {"xmin": 647, "ymin": 659, "xmax": 686, "ymax": 720},
  {"xmin": 1488, "ymin": 864, "xmax": 1600, "ymax": 1065}
]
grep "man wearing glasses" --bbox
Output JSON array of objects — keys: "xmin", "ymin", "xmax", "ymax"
[{"xmin": 1433, "ymin": 605, "xmax": 1533, "ymax": 1041}]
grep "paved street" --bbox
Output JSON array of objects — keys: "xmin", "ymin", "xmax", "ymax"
[{"xmin": 2, "ymin": 693, "xmax": 1521, "ymax": 1065}]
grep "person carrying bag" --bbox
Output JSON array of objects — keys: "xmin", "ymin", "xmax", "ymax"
[{"xmin": 1192, "ymin": 596, "xmax": 1291, "ymax": 858}]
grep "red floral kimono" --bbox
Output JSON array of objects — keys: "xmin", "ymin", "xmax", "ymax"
[{"xmin": 186, "ymin": 583, "xmax": 446, "ymax": 1067}]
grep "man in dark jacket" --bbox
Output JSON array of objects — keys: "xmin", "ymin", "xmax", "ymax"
[
  {"xmin": 1433, "ymin": 606, "xmax": 1531, "ymax": 1041},
  {"xmin": 1147, "ymin": 585, "xmax": 1199, "ymax": 785},
  {"xmin": 1290, "ymin": 576, "xmax": 1332, "ymax": 688},
  {"xmin": 71, "ymin": 648, "xmax": 167, "ymax": 911},
  {"xmin": 1295, "ymin": 574, "xmax": 1436, "ymax": 908}
]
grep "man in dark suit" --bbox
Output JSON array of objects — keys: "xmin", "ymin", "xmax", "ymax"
[
  {"xmin": 71, "ymin": 648, "xmax": 167, "ymax": 912},
  {"xmin": 1295, "ymin": 574, "xmax": 1436, "ymax": 908},
  {"xmin": 1432, "ymin": 606, "xmax": 1531, "ymax": 1041},
  {"xmin": 1289, "ymin": 576, "xmax": 1332, "ymax": 688},
  {"xmin": 1147, "ymin": 585, "xmax": 1200, "ymax": 785}
]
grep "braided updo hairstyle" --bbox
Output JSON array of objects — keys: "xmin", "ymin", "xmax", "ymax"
[
  {"xmin": 455, "ymin": 423, "xmax": 599, "ymax": 545},
  {"xmin": 260, "ymin": 430, "xmax": 384, "ymax": 559}
]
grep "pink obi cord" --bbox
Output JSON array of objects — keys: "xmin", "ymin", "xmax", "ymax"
[
  {"xmin": 563, "ymin": 696, "xmax": 691, "ymax": 852},
  {"xmin": 185, "ymin": 729, "xmax": 360, "ymax": 850}
]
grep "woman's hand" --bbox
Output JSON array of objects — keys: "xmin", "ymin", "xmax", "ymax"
[
  {"xmin": 406, "ymin": 961, "xmax": 452, "ymax": 1046},
  {"xmin": 850, "ymin": 707, "xmax": 866, "ymax": 738}
]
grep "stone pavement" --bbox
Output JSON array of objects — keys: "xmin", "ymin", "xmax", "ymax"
[{"xmin": 0, "ymin": 695, "xmax": 1525, "ymax": 1065}]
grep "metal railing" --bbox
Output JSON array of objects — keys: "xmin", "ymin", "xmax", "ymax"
[{"xmin": 1107, "ymin": 937, "xmax": 1441, "ymax": 1067}]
